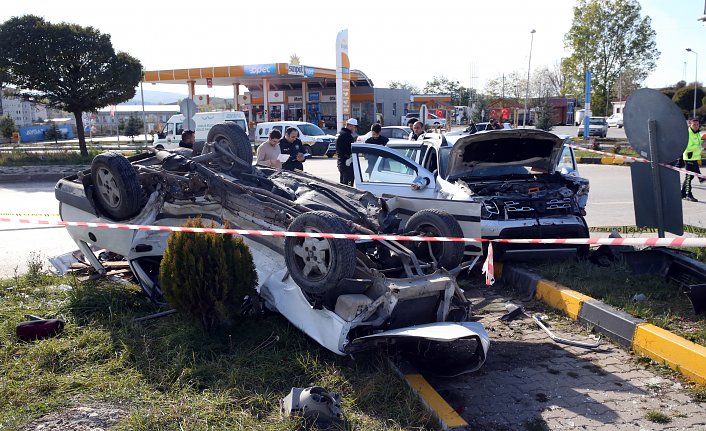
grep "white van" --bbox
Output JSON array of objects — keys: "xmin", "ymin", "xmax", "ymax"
[
  {"xmin": 154, "ymin": 111, "xmax": 249, "ymax": 149},
  {"xmin": 255, "ymin": 121, "xmax": 336, "ymax": 157}
]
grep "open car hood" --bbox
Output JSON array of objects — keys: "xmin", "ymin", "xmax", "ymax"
[{"xmin": 446, "ymin": 129, "xmax": 565, "ymax": 179}]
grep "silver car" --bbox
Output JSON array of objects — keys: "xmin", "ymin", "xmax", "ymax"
[{"xmin": 351, "ymin": 129, "xmax": 590, "ymax": 259}]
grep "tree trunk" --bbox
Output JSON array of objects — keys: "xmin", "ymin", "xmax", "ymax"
[{"xmin": 73, "ymin": 111, "xmax": 88, "ymax": 158}]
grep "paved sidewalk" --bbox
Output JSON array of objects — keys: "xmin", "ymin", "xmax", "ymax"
[{"xmin": 430, "ymin": 281, "xmax": 706, "ymax": 431}]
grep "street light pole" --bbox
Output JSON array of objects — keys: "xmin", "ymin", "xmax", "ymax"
[
  {"xmin": 686, "ymin": 48, "xmax": 698, "ymax": 118},
  {"xmin": 523, "ymin": 29, "xmax": 536, "ymax": 128}
]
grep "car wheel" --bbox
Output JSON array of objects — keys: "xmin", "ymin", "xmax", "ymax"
[
  {"xmin": 326, "ymin": 153, "xmax": 334, "ymax": 158},
  {"xmin": 155, "ymin": 145, "xmax": 164, "ymax": 150},
  {"xmin": 303, "ymin": 144, "xmax": 313, "ymax": 155},
  {"xmin": 284, "ymin": 211, "xmax": 356, "ymax": 298},
  {"xmin": 206, "ymin": 122, "xmax": 253, "ymax": 165},
  {"xmin": 404, "ymin": 209, "xmax": 465, "ymax": 270},
  {"xmin": 91, "ymin": 152, "xmax": 142, "ymax": 220}
]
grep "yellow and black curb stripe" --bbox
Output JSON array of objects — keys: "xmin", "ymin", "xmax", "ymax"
[
  {"xmin": 387, "ymin": 358, "xmax": 469, "ymax": 430},
  {"xmin": 576, "ymin": 156, "xmax": 632, "ymax": 165},
  {"xmin": 498, "ymin": 264, "xmax": 706, "ymax": 385}
]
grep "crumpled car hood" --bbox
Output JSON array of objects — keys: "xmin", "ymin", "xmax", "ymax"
[{"xmin": 446, "ymin": 129, "xmax": 564, "ymax": 179}]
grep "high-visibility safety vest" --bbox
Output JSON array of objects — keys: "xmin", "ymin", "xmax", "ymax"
[{"xmin": 683, "ymin": 127, "xmax": 704, "ymax": 161}]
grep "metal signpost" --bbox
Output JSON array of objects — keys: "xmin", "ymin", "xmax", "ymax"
[{"xmin": 624, "ymin": 89, "xmax": 688, "ymax": 237}]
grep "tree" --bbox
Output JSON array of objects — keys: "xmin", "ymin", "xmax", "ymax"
[
  {"xmin": 0, "ymin": 115, "xmax": 16, "ymax": 138},
  {"xmin": 562, "ymin": 0, "xmax": 659, "ymax": 116},
  {"xmin": 388, "ymin": 80, "xmax": 420, "ymax": 94},
  {"xmin": 0, "ymin": 15, "xmax": 142, "ymax": 157},
  {"xmin": 672, "ymin": 83, "xmax": 705, "ymax": 118},
  {"xmin": 423, "ymin": 76, "xmax": 472, "ymax": 105},
  {"xmin": 124, "ymin": 114, "xmax": 142, "ymax": 142}
]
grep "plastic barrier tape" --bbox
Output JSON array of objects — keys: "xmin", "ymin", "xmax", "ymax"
[
  {"xmin": 3, "ymin": 217, "xmax": 706, "ymax": 247},
  {"xmin": 589, "ymin": 224, "xmax": 706, "ymax": 237},
  {"xmin": 566, "ymin": 143, "xmax": 706, "ymax": 180},
  {"xmin": 0, "ymin": 213, "xmax": 61, "ymax": 217}
]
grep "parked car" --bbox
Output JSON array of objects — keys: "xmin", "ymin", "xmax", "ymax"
[
  {"xmin": 577, "ymin": 117, "xmax": 608, "ymax": 138},
  {"xmin": 402, "ymin": 112, "xmax": 447, "ymax": 128},
  {"xmin": 606, "ymin": 113, "xmax": 623, "ymax": 128},
  {"xmin": 254, "ymin": 121, "xmax": 337, "ymax": 157},
  {"xmin": 356, "ymin": 126, "xmax": 412, "ymax": 142},
  {"xmin": 351, "ymin": 129, "xmax": 590, "ymax": 259},
  {"xmin": 54, "ymin": 122, "xmax": 489, "ymax": 373},
  {"xmin": 447, "ymin": 122, "xmax": 512, "ymax": 136}
]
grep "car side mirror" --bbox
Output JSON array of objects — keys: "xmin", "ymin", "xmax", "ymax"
[{"xmin": 411, "ymin": 176, "xmax": 431, "ymax": 191}]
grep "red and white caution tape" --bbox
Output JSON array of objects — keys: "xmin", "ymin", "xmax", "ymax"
[
  {"xmin": 482, "ymin": 242, "xmax": 495, "ymax": 286},
  {"xmin": 2, "ymin": 216, "xmax": 706, "ymax": 247},
  {"xmin": 566, "ymin": 143, "xmax": 706, "ymax": 180}
]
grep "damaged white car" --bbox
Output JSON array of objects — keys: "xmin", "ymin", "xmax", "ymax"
[
  {"xmin": 351, "ymin": 129, "xmax": 590, "ymax": 259},
  {"xmin": 54, "ymin": 123, "xmax": 489, "ymax": 375}
]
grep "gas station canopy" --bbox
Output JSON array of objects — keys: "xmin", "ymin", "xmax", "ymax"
[{"xmin": 143, "ymin": 63, "xmax": 374, "ymax": 91}]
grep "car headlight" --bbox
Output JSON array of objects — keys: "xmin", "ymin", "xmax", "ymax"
[{"xmin": 481, "ymin": 200, "xmax": 499, "ymax": 219}]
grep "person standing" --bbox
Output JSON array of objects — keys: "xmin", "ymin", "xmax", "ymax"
[
  {"xmin": 409, "ymin": 121, "xmax": 425, "ymax": 141},
  {"xmin": 365, "ymin": 123, "xmax": 389, "ymax": 146},
  {"xmin": 179, "ymin": 130, "xmax": 195, "ymax": 148},
  {"xmin": 336, "ymin": 118, "xmax": 358, "ymax": 186},
  {"xmin": 255, "ymin": 129, "xmax": 282, "ymax": 168},
  {"xmin": 279, "ymin": 127, "xmax": 306, "ymax": 171},
  {"xmin": 681, "ymin": 118, "xmax": 705, "ymax": 202}
]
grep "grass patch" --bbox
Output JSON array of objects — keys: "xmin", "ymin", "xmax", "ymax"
[
  {"xmin": 644, "ymin": 410, "xmax": 671, "ymax": 424},
  {"xmin": 534, "ymin": 259, "xmax": 706, "ymax": 347},
  {"xmin": 0, "ymin": 266, "xmax": 436, "ymax": 430}
]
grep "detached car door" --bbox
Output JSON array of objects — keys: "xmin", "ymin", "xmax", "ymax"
[{"xmin": 351, "ymin": 143, "xmax": 437, "ymax": 199}]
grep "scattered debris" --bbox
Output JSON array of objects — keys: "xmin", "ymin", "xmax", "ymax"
[
  {"xmin": 132, "ymin": 309, "xmax": 177, "ymax": 322},
  {"xmin": 632, "ymin": 293, "xmax": 647, "ymax": 301},
  {"xmin": 532, "ymin": 314, "xmax": 601, "ymax": 349},
  {"xmin": 499, "ymin": 303, "xmax": 524, "ymax": 322},
  {"xmin": 16, "ymin": 316, "xmax": 65, "ymax": 341},
  {"xmin": 281, "ymin": 387, "xmax": 342, "ymax": 425}
]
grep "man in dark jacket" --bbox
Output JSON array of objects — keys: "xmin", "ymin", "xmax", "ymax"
[
  {"xmin": 336, "ymin": 118, "xmax": 358, "ymax": 185},
  {"xmin": 279, "ymin": 127, "xmax": 307, "ymax": 171},
  {"xmin": 365, "ymin": 123, "xmax": 389, "ymax": 146}
]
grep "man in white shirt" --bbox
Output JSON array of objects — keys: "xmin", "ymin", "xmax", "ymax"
[{"xmin": 255, "ymin": 130, "xmax": 282, "ymax": 168}]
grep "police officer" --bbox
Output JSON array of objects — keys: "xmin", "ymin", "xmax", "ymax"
[
  {"xmin": 336, "ymin": 118, "xmax": 358, "ymax": 185},
  {"xmin": 681, "ymin": 118, "xmax": 704, "ymax": 202},
  {"xmin": 279, "ymin": 127, "xmax": 306, "ymax": 171}
]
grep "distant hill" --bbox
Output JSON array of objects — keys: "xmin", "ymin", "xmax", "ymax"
[{"xmin": 123, "ymin": 89, "xmax": 187, "ymax": 105}]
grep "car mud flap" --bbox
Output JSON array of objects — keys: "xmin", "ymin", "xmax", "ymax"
[
  {"xmin": 686, "ymin": 284, "xmax": 706, "ymax": 315},
  {"xmin": 348, "ymin": 322, "xmax": 490, "ymax": 377}
]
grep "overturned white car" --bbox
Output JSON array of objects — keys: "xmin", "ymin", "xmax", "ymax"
[{"xmin": 54, "ymin": 123, "xmax": 488, "ymax": 374}]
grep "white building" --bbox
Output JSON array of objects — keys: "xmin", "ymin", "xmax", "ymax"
[
  {"xmin": 0, "ymin": 96, "xmax": 46, "ymax": 127},
  {"xmin": 95, "ymin": 105, "xmax": 180, "ymax": 134}
]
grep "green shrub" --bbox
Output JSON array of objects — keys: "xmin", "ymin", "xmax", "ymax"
[{"xmin": 159, "ymin": 218, "xmax": 258, "ymax": 334}]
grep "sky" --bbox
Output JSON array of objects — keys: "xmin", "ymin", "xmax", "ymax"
[{"xmin": 1, "ymin": 0, "xmax": 704, "ymax": 98}]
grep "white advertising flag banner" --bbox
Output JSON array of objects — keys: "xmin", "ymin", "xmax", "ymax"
[{"xmin": 335, "ymin": 29, "xmax": 350, "ymax": 131}]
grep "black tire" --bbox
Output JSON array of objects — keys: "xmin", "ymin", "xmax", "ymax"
[
  {"xmin": 206, "ymin": 122, "xmax": 253, "ymax": 165},
  {"xmin": 303, "ymin": 144, "xmax": 313, "ymax": 155},
  {"xmin": 326, "ymin": 153, "xmax": 334, "ymax": 158},
  {"xmin": 91, "ymin": 152, "xmax": 142, "ymax": 220},
  {"xmin": 405, "ymin": 209, "xmax": 464, "ymax": 270},
  {"xmin": 155, "ymin": 145, "xmax": 164, "ymax": 150},
  {"xmin": 284, "ymin": 211, "xmax": 356, "ymax": 296}
]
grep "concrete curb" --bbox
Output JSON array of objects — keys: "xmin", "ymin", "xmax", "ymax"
[
  {"xmin": 498, "ymin": 263, "xmax": 706, "ymax": 386},
  {"xmin": 576, "ymin": 156, "xmax": 633, "ymax": 165},
  {"xmin": 388, "ymin": 358, "xmax": 469, "ymax": 430}
]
